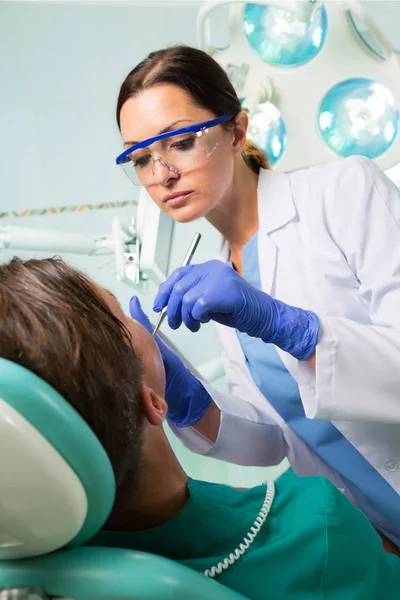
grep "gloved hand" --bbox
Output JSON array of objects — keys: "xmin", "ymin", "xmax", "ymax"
[
  {"xmin": 129, "ymin": 296, "xmax": 212, "ymax": 428},
  {"xmin": 153, "ymin": 260, "xmax": 320, "ymax": 361}
]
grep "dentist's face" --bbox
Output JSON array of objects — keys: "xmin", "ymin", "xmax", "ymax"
[
  {"xmin": 119, "ymin": 84, "xmax": 237, "ymax": 223},
  {"xmin": 103, "ymin": 291, "xmax": 166, "ymax": 398}
]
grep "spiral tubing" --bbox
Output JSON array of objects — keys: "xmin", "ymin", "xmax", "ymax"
[{"xmin": 204, "ymin": 478, "xmax": 275, "ymax": 579}]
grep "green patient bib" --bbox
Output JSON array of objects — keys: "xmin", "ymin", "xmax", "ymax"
[{"xmin": 90, "ymin": 471, "xmax": 400, "ymax": 599}]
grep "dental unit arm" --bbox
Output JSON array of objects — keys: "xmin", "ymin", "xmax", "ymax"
[
  {"xmin": 0, "ymin": 217, "xmax": 144, "ymax": 289},
  {"xmin": 0, "ymin": 187, "xmax": 176, "ymax": 289}
]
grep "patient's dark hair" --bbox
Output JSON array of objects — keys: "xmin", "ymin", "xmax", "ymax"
[{"xmin": 0, "ymin": 257, "xmax": 144, "ymax": 492}]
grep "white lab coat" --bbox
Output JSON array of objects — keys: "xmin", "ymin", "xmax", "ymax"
[{"xmin": 170, "ymin": 155, "xmax": 400, "ymax": 496}]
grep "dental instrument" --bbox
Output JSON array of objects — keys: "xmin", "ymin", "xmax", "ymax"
[{"xmin": 152, "ymin": 232, "xmax": 202, "ymax": 338}]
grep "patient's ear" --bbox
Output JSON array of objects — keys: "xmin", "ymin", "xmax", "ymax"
[{"xmin": 140, "ymin": 383, "xmax": 167, "ymax": 426}]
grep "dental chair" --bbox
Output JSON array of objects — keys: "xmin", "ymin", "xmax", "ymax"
[{"xmin": 0, "ymin": 359, "xmax": 248, "ymax": 600}]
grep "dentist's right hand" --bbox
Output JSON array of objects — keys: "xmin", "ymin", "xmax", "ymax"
[
  {"xmin": 153, "ymin": 260, "xmax": 319, "ymax": 361},
  {"xmin": 129, "ymin": 296, "xmax": 212, "ymax": 428}
]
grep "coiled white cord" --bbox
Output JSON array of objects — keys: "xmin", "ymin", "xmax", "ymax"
[{"xmin": 204, "ymin": 478, "xmax": 275, "ymax": 579}]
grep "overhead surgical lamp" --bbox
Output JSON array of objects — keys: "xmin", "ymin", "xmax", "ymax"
[
  {"xmin": 197, "ymin": 0, "xmax": 400, "ymax": 171},
  {"xmin": 243, "ymin": 2, "xmax": 328, "ymax": 67}
]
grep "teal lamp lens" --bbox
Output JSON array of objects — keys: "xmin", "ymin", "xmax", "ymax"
[
  {"xmin": 247, "ymin": 101, "xmax": 287, "ymax": 164},
  {"xmin": 243, "ymin": 3, "xmax": 328, "ymax": 67},
  {"xmin": 319, "ymin": 78, "xmax": 399, "ymax": 159}
]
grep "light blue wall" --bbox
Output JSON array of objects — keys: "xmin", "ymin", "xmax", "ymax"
[
  {"xmin": 0, "ymin": 1, "xmax": 287, "ymax": 486},
  {"xmin": 0, "ymin": 0, "xmax": 220, "ymax": 369},
  {"xmin": 0, "ymin": 1, "xmax": 202, "ymax": 211}
]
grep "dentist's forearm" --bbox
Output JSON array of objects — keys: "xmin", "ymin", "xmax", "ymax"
[{"xmin": 192, "ymin": 400, "xmax": 221, "ymax": 444}]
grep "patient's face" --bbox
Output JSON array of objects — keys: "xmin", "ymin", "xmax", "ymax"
[{"xmin": 102, "ymin": 290, "xmax": 166, "ymax": 398}]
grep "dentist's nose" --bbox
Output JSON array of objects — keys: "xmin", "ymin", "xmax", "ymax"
[{"xmin": 153, "ymin": 157, "xmax": 180, "ymax": 185}]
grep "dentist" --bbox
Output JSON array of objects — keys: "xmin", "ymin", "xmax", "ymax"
[{"xmin": 116, "ymin": 45, "xmax": 400, "ymax": 549}]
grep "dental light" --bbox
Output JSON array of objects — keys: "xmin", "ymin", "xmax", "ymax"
[
  {"xmin": 243, "ymin": 2, "xmax": 328, "ymax": 67},
  {"xmin": 319, "ymin": 78, "xmax": 398, "ymax": 159},
  {"xmin": 197, "ymin": 0, "xmax": 400, "ymax": 171}
]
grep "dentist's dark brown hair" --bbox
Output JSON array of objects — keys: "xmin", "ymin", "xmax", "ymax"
[{"xmin": 116, "ymin": 45, "xmax": 270, "ymax": 174}]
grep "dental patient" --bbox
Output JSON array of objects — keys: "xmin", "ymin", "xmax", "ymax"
[{"xmin": 1, "ymin": 257, "xmax": 399, "ymax": 600}]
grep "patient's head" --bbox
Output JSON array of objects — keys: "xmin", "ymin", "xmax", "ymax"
[{"xmin": 0, "ymin": 256, "xmax": 167, "ymax": 495}]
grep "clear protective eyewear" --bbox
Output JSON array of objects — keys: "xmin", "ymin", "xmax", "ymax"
[{"xmin": 115, "ymin": 114, "xmax": 234, "ymax": 186}]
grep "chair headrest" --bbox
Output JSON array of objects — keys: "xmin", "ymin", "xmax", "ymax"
[{"xmin": 0, "ymin": 359, "xmax": 116, "ymax": 560}]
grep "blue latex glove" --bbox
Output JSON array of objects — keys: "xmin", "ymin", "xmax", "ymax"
[
  {"xmin": 129, "ymin": 296, "xmax": 212, "ymax": 428},
  {"xmin": 153, "ymin": 260, "xmax": 320, "ymax": 361}
]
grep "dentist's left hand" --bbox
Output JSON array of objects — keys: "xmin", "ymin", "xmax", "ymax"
[{"xmin": 129, "ymin": 296, "xmax": 212, "ymax": 428}]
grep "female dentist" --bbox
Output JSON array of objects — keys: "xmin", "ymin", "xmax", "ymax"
[{"xmin": 116, "ymin": 45, "xmax": 400, "ymax": 549}]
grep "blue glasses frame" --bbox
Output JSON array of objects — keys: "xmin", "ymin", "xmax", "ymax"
[{"xmin": 115, "ymin": 113, "xmax": 234, "ymax": 166}]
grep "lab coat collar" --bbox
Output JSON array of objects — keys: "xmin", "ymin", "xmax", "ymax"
[
  {"xmin": 258, "ymin": 168, "xmax": 297, "ymax": 234},
  {"xmin": 218, "ymin": 168, "xmax": 296, "ymax": 261}
]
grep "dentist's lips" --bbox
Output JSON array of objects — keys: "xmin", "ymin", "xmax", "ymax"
[{"xmin": 162, "ymin": 190, "xmax": 193, "ymax": 208}]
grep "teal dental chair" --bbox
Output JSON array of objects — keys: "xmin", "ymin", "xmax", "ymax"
[{"xmin": 0, "ymin": 359, "xmax": 248, "ymax": 600}]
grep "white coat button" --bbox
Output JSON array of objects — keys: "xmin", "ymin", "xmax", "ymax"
[{"xmin": 384, "ymin": 459, "xmax": 399, "ymax": 473}]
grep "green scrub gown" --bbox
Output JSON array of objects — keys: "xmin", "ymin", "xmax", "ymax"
[{"xmin": 89, "ymin": 470, "xmax": 400, "ymax": 599}]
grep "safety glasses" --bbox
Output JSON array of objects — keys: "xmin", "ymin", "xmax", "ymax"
[{"xmin": 115, "ymin": 114, "xmax": 234, "ymax": 186}]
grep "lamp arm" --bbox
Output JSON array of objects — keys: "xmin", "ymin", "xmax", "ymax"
[{"xmin": 197, "ymin": 0, "xmax": 322, "ymax": 52}]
